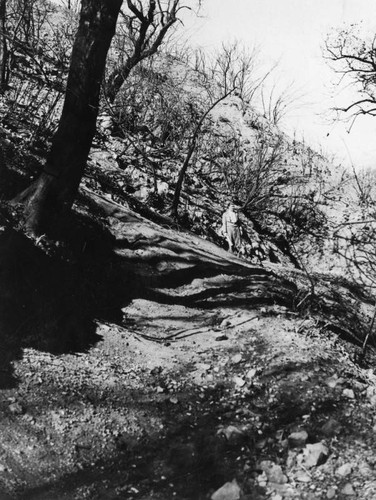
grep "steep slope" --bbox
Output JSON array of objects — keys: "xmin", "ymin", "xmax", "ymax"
[
  {"xmin": 93, "ymin": 56, "xmax": 351, "ymax": 279},
  {"xmin": 0, "ymin": 186, "xmax": 375, "ymax": 499}
]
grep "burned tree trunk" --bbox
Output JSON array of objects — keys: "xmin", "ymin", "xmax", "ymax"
[
  {"xmin": 13, "ymin": 0, "xmax": 122, "ymax": 236},
  {"xmin": 0, "ymin": 0, "xmax": 7, "ymax": 92}
]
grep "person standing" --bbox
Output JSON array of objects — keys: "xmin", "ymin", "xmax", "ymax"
[{"xmin": 222, "ymin": 202, "xmax": 242, "ymax": 253}]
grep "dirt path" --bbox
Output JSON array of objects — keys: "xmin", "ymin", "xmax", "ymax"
[
  {"xmin": 0, "ymin": 199, "xmax": 376, "ymax": 499},
  {"xmin": 1, "ymin": 269, "xmax": 376, "ymax": 499}
]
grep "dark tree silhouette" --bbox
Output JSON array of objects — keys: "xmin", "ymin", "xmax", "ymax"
[
  {"xmin": 13, "ymin": 0, "xmax": 122, "ymax": 236},
  {"xmin": 325, "ymin": 28, "xmax": 376, "ymax": 120},
  {"xmin": 106, "ymin": 0, "xmax": 187, "ymax": 102},
  {"xmin": 0, "ymin": 0, "xmax": 7, "ymax": 92}
]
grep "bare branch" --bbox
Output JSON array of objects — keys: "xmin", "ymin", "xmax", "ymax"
[
  {"xmin": 325, "ymin": 26, "xmax": 376, "ymax": 121},
  {"xmin": 106, "ymin": 0, "xmax": 192, "ymax": 102}
]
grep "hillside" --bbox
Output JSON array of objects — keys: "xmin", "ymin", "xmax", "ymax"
[
  {"xmin": 0, "ymin": 182, "xmax": 375, "ymax": 499},
  {"xmin": 1, "ymin": 47, "xmax": 376, "ymax": 500}
]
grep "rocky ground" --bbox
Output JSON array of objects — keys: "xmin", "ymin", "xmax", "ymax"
[{"xmin": 1, "ymin": 192, "xmax": 376, "ymax": 500}]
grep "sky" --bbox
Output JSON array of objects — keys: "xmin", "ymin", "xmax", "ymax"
[{"xmin": 181, "ymin": 0, "xmax": 376, "ymax": 170}]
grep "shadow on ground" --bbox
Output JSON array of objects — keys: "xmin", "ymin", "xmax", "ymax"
[
  {"xmin": 0, "ymin": 203, "xmax": 369, "ymax": 389},
  {"xmin": 0, "ymin": 222, "xmax": 130, "ymax": 388},
  {"xmin": 14, "ymin": 357, "xmax": 353, "ymax": 500},
  {"xmin": 0, "ymin": 200, "xmax": 288, "ymax": 389}
]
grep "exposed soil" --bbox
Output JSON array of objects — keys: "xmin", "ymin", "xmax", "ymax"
[{"xmin": 1, "ymin": 198, "xmax": 376, "ymax": 500}]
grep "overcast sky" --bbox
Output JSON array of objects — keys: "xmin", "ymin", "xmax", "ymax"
[{"xmin": 182, "ymin": 0, "xmax": 376, "ymax": 169}]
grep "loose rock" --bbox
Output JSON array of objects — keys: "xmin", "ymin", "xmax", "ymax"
[
  {"xmin": 335, "ymin": 463, "xmax": 352, "ymax": 477},
  {"xmin": 321, "ymin": 418, "xmax": 341, "ymax": 437},
  {"xmin": 231, "ymin": 354, "xmax": 242, "ymax": 364},
  {"xmin": 302, "ymin": 442, "xmax": 329, "ymax": 468},
  {"xmin": 233, "ymin": 376, "xmax": 246, "ymax": 387},
  {"xmin": 343, "ymin": 388, "xmax": 355, "ymax": 399},
  {"xmin": 341, "ymin": 483, "xmax": 355, "ymax": 496},
  {"xmin": 288, "ymin": 430, "xmax": 308, "ymax": 448},
  {"xmin": 326, "ymin": 376, "xmax": 341, "ymax": 389},
  {"xmin": 217, "ymin": 425, "xmax": 245, "ymax": 444},
  {"xmin": 270, "ymin": 494, "xmax": 283, "ymax": 500},
  {"xmin": 9, "ymin": 402, "xmax": 24, "ymax": 415},
  {"xmin": 326, "ymin": 486, "xmax": 336, "ymax": 499},
  {"xmin": 294, "ymin": 470, "xmax": 311, "ymax": 482},
  {"xmin": 211, "ymin": 479, "xmax": 241, "ymax": 500},
  {"xmin": 246, "ymin": 368, "xmax": 257, "ymax": 380},
  {"xmin": 259, "ymin": 461, "xmax": 287, "ymax": 484}
]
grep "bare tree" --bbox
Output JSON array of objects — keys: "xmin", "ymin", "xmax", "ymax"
[
  {"xmin": 171, "ymin": 87, "xmax": 235, "ymax": 218},
  {"xmin": 190, "ymin": 42, "xmax": 276, "ymax": 109},
  {"xmin": 13, "ymin": 0, "xmax": 122, "ymax": 236},
  {"xmin": 211, "ymin": 42, "xmax": 263, "ymax": 104},
  {"xmin": 261, "ymin": 81, "xmax": 299, "ymax": 127},
  {"xmin": 225, "ymin": 131, "xmax": 286, "ymax": 213},
  {"xmin": 2, "ymin": 0, "xmax": 59, "ymax": 86},
  {"xmin": 324, "ymin": 26, "xmax": 376, "ymax": 121},
  {"xmin": 194, "ymin": 42, "xmax": 299, "ymax": 123},
  {"xmin": 106, "ymin": 0, "xmax": 195, "ymax": 102},
  {"xmin": 0, "ymin": 0, "xmax": 7, "ymax": 92}
]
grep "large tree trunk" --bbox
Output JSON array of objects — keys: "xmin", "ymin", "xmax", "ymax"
[
  {"xmin": 0, "ymin": 0, "xmax": 7, "ymax": 92},
  {"xmin": 14, "ymin": 0, "xmax": 122, "ymax": 236}
]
